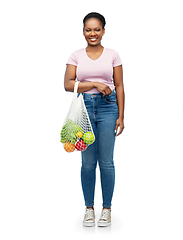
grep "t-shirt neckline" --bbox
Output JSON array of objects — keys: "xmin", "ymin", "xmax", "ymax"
[{"xmin": 84, "ymin": 47, "xmax": 105, "ymax": 62}]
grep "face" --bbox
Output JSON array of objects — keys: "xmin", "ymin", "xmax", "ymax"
[{"xmin": 83, "ymin": 18, "xmax": 105, "ymax": 46}]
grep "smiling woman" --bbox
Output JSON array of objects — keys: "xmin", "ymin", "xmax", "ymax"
[
  {"xmin": 83, "ymin": 13, "xmax": 105, "ymax": 60},
  {"xmin": 83, "ymin": 19, "xmax": 105, "ymax": 47},
  {"xmin": 64, "ymin": 12, "xmax": 125, "ymax": 228}
]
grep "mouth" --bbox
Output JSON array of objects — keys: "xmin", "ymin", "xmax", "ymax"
[{"xmin": 89, "ymin": 38, "xmax": 98, "ymax": 42}]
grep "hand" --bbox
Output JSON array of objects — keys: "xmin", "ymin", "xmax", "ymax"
[
  {"xmin": 115, "ymin": 118, "xmax": 125, "ymax": 136},
  {"xmin": 94, "ymin": 82, "xmax": 112, "ymax": 96}
]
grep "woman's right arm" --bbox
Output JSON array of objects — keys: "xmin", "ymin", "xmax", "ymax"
[
  {"xmin": 64, "ymin": 64, "xmax": 111, "ymax": 95},
  {"xmin": 64, "ymin": 64, "xmax": 95, "ymax": 93}
]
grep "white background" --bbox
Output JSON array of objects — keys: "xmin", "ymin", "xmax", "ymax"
[{"xmin": 0, "ymin": 0, "xmax": 183, "ymax": 239}]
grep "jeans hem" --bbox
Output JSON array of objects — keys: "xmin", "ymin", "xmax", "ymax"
[
  {"xmin": 103, "ymin": 204, "xmax": 111, "ymax": 208},
  {"xmin": 85, "ymin": 204, "xmax": 94, "ymax": 208}
]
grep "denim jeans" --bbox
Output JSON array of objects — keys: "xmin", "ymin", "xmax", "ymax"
[{"xmin": 81, "ymin": 90, "xmax": 119, "ymax": 208}]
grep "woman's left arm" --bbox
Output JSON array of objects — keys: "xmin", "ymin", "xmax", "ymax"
[{"xmin": 113, "ymin": 65, "xmax": 125, "ymax": 136}]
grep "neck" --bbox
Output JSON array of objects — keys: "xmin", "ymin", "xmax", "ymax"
[{"xmin": 86, "ymin": 44, "xmax": 103, "ymax": 52}]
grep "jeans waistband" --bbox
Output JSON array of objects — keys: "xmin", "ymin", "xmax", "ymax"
[{"xmin": 82, "ymin": 89, "xmax": 116, "ymax": 99}]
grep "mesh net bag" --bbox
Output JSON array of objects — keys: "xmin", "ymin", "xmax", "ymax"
[{"xmin": 60, "ymin": 82, "xmax": 95, "ymax": 152}]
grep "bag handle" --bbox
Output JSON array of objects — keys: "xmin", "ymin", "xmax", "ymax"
[{"xmin": 74, "ymin": 81, "xmax": 79, "ymax": 94}]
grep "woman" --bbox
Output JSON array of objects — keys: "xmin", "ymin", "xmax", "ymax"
[{"xmin": 64, "ymin": 12, "xmax": 125, "ymax": 227}]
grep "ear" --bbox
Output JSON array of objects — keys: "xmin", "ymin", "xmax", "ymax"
[{"xmin": 102, "ymin": 28, "xmax": 105, "ymax": 35}]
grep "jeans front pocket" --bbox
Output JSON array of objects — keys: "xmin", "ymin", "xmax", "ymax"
[{"xmin": 103, "ymin": 92, "xmax": 117, "ymax": 104}]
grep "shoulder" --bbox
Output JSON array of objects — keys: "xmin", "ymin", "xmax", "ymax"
[
  {"xmin": 104, "ymin": 48, "xmax": 121, "ymax": 59},
  {"xmin": 69, "ymin": 48, "xmax": 85, "ymax": 57},
  {"xmin": 105, "ymin": 48, "xmax": 120, "ymax": 54},
  {"xmin": 67, "ymin": 48, "xmax": 85, "ymax": 66},
  {"xmin": 104, "ymin": 48, "xmax": 122, "ymax": 67}
]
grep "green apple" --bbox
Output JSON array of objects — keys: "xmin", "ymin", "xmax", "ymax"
[{"xmin": 83, "ymin": 132, "xmax": 95, "ymax": 145}]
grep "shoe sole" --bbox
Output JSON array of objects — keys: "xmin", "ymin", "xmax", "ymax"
[
  {"xmin": 83, "ymin": 221, "xmax": 95, "ymax": 227},
  {"xmin": 98, "ymin": 221, "xmax": 111, "ymax": 227}
]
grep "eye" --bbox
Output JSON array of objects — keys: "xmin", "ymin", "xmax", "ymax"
[
  {"xmin": 95, "ymin": 29, "xmax": 101, "ymax": 32},
  {"xmin": 85, "ymin": 29, "xmax": 90, "ymax": 32}
]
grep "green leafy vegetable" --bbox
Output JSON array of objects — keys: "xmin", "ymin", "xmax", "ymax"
[{"xmin": 60, "ymin": 119, "xmax": 83, "ymax": 144}]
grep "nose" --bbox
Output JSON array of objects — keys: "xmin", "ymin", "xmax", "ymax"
[{"xmin": 90, "ymin": 30, "xmax": 96, "ymax": 36}]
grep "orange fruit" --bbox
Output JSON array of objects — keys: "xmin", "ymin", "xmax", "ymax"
[{"xmin": 64, "ymin": 142, "xmax": 75, "ymax": 152}]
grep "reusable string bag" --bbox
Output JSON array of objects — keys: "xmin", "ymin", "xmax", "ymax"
[{"xmin": 60, "ymin": 81, "xmax": 95, "ymax": 152}]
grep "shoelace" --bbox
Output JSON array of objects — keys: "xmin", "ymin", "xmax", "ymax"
[
  {"xmin": 100, "ymin": 209, "xmax": 110, "ymax": 221},
  {"xmin": 85, "ymin": 209, "xmax": 94, "ymax": 221}
]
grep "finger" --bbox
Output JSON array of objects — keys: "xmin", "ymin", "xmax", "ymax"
[
  {"xmin": 103, "ymin": 90, "xmax": 110, "ymax": 96},
  {"xmin": 107, "ymin": 88, "xmax": 112, "ymax": 95},
  {"xmin": 115, "ymin": 122, "xmax": 119, "ymax": 132},
  {"xmin": 102, "ymin": 91, "xmax": 106, "ymax": 96},
  {"xmin": 116, "ymin": 125, "xmax": 124, "ymax": 136}
]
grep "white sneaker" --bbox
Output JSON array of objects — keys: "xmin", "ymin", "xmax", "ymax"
[
  {"xmin": 83, "ymin": 208, "xmax": 95, "ymax": 227},
  {"xmin": 98, "ymin": 208, "xmax": 111, "ymax": 227}
]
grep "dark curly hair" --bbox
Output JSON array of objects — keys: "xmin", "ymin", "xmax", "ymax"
[{"xmin": 83, "ymin": 12, "xmax": 106, "ymax": 29}]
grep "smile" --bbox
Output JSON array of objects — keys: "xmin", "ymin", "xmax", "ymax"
[{"xmin": 89, "ymin": 38, "xmax": 98, "ymax": 42}]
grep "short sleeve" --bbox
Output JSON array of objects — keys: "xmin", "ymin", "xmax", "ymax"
[
  {"xmin": 66, "ymin": 52, "xmax": 78, "ymax": 66},
  {"xmin": 112, "ymin": 50, "xmax": 122, "ymax": 67}
]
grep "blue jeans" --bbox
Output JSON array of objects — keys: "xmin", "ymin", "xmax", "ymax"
[{"xmin": 81, "ymin": 90, "xmax": 119, "ymax": 208}]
